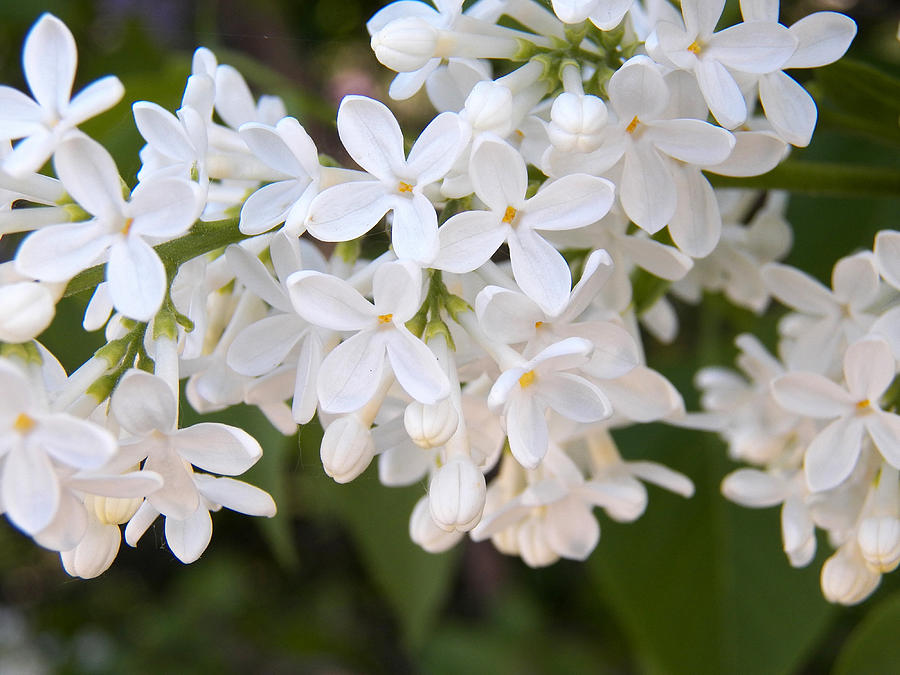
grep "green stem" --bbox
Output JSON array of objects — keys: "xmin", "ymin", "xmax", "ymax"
[
  {"xmin": 63, "ymin": 218, "xmax": 248, "ymax": 299},
  {"xmin": 705, "ymin": 160, "xmax": 900, "ymax": 197}
]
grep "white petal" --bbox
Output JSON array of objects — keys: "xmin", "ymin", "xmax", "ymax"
[
  {"xmin": 866, "ymin": 411, "xmax": 900, "ymax": 470},
  {"xmin": 317, "ymin": 331, "xmax": 386, "ymax": 413},
  {"xmin": 506, "ymin": 390, "xmax": 549, "ymax": 469},
  {"xmin": 628, "ymin": 461, "xmax": 695, "ymax": 497},
  {"xmin": 23, "ymin": 14, "xmax": 77, "ymax": 115},
  {"xmin": 804, "ymin": 417, "xmax": 865, "ymax": 492},
  {"xmin": 107, "ymin": 235, "xmax": 167, "ymax": 321},
  {"xmin": 703, "ymin": 130, "xmax": 787, "ymax": 176},
  {"xmin": 771, "ymin": 372, "xmax": 853, "ymax": 418},
  {"xmin": 55, "ymin": 136, "xmax": 125, "ymax": 219},
  {"xmin": 372, "ymin": 260, "xmax": 423, "ymax": 321},
  {"xmin": 111, "ymin": 369, "xmax": 178, "ymax": 434},
  {"xmin": 759, "ymin": 71, "xmax": 817, "ymax": 147},
  {"xmin": 292, "ymin": 331, "xmax": 323, "ymax": 424},
  {"xmin": 196, "ymin": 475, "xmax": 276, "ymax": 516},
  {"xmin": 379, "ymin": 442, "xmax": 432, "ymax": 486},
  {"xmin": 239, "ymin": 122, "xmax": 303, "ymax": 176},
  {"xmin": 648, "ymin": 119, "xmax": 735, "ymax": 165},
  {"xmin": 165, "ymin": 507, "xmax": 213, "ymax": 563},
  {"xmin": 305, "ymin": 181, "xmax": 392, "ymax": 242},
  {"xmin": 786, "ymin": 12, "xmax": 856, "ymax": 69},
  {"xmin": 695, "ymin": 58, "xmax": 746, "ymax": 129},
  {"xmin": 434, "ymin": 210, "xmax": 507, "ymax": 273},
  {"xmin": 520, "ymin": 174, "xmax": 614, "ymax": 231},
  {"xmin": 562, "ymin": 249, "xmax": 614, "ymax": 320},
  {"xmin": 619, "ymin": 235, "xmax": 693, "ymax": 280},
  {"xmin": 508, "ymin": 227, "xmax": 572, "ymax": 316},
  {"xmin": 706, "ymin": 22, "xmax": 796, "ymax": 73},
  {"xmin": 61, "ymin": 518, "xmax": 120, "ymax": 579},
  {"xmin": 337, "ymin": 95, "xmax": 405, "ymax": 182},
  {"xmin": 668, "ymin": 167, "xmax": 721, "ymax": 257},
  {"xmin": 476, "ymin": 286, "xmax": 543, "ymax": 344},
  {"xmin": 128, "ymin": 178, "xmax": 201, "ymax": 238},
  {"xmin": 832, "ymin": 252, "xmax": 880, "ymax": 309},
  {"xmin": 0, "ymin": 86, "xmax": 42, "ymax": 137},
  {"xmin": 215, "ymin": 65, "xmax": 259, "ymax": 129},
  {"xmin": 227, "ymin": 314, "xmax": 303, "ymax": 376},
  {"xmin": 608, "ymin": 58, "xmax": 669, "ymax": 122},
  {"xmin": 65, "ymin": 76, "xmax": 124, "ymax": 126},
  {"xmin": 721, "ymin": 468, "xmax": 786, "ymax": 506},
  {"xmin": 390, "ymin": 193, "xmax": 439, "ymax": 264},
  {"xmin": 843, "ymin": 338, "xmax": 894, "ymax": 401},
  {"xmin": 172, "ymin": 423, "xmax": 262, "ymax": 475},
  {"xmin": 287, "ymin": 270, "xmax": 375, "ymax": 331},
  {"xmin": 406, "ymin": 111, "xmax": 464, "ymax": 185},
  {"xmin": 620, "ymin": 143, "xmax": 676, "ymax": 234},
  {"xmin": 602, "ymin": 366, "xmax": 684, "ymax": 421},
  {"xmin": 469, "ymin": 137, "xmax": 527, "ymax": 212},
  {"xmin": 763, "ymin": 262, "xmax": 836, "ymax": 315},
  {"xmin": 15, "ymin": 221, "xmax": 113, "ymax": 283},
  {"xmin": 782, "ymin": 496, "xmax": 815, "ymax": 565},
  {"xmin": 2, "ymin": 443, "xmax": 59, "ymax": 534},
  {"xmin": 538, "ymin": 372, "xmax": 612, "ymax": 422},
  {"xmin": 386, "ymin": 328, "xmax": 450, "ymax": 404},
  {"xmin": 225, "ymin": 242, "xmax": 290, "ymax": 312},
  {"xmin": 577, "ymin": 322, "xmax": 641, "ymax": 379},
  {"xmin": 31, "ymin": 414, "xmax": 116, "ymax": 469},
  {"xmin": 875, "ymin": 231, "xmax": 900, "ymax": 290},
  {"xmin": 579, "ymin": 475, "xmax": 647, "ymax": 521},
  {"xmin": 133, "ymin": 102, "xmax": 194, "ymax": 162},
  {"xmin": 544, "ymin": 498, "xmax": 599, "ymax": 560},
  {"xmin": 0, "ymin": 282, "xmax": 56, "ymax": 343}
]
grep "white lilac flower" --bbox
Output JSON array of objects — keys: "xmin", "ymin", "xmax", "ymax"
[
  {"xmin": 551, "ymin": 0, "xmax": 634, "ymax": 31},
  {"xmin": 487, "ymin": 337, "xmax": 612, "ymax": 469},
  {"xmin": 434, "ymin": 135, "xmax": 614, "ymax": 315},
  {"xmin": 0, "ymin": 14, "xmax": 124, "ymax": 176},
  {"xmin": 648, "ymin": 0, "xmax": 798, "ymax": 129},
  {"xmin": 772, "ymin": 337, "xmax": 900, "ymax": 493},
  {"xmin": 306, "ymin": 95, "xmax": 465, "ymax": 265},
  {"xmin": 287, "ymin": 260, "xmax": 450, "ymax": 413},
  {"xmin": 14, "ymin": 135, "xmax": 202, "ymax": 321},
  {"xmin": 739, "ymin": 0, "xmax": 857, "ymax": 146},
  {"xmin": 0, "ymin": 358, "xmax": 117, "ymax": 538}
]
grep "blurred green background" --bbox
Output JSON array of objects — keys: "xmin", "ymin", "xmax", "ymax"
[{"xmin": 1, "ymin": 1, "xmax": 899, "ymax": 672}]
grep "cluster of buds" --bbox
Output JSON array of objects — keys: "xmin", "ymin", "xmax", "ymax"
[{"xmin": 0, "ymin": 0, "xmax": 874, "ymax": 601}]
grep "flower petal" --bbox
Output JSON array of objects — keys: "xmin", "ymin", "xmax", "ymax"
[
  {"xmin": 23, "ymin": 14, "xmax": 77, "ymax": 116},
  {"xmin": 165, "ymin": 506, "xmax": 213, "ymax": 563},
  {"xmin": 196, "ymin": 475, "xmax": 276, "ymax": 516},
  {"xmin": 305, "ymin": 180, "xmax": 392, "ymax": 242},
  {"xmin": 434, "ymin": 210, "xmax": 507, "ymax": 273},
  {"xmin": 337, "ymin": 95, "xmax": 405, "ymax": 182},
  {"xmin": 771, "ymin": 372, "xmax": 853, "ymax": 418},
  {"xmin": 107, "ymin": 235, "xmax": 167, "ymax": 321},
  {"xmin": 287, "ymin": 270, "xmax": 375, "ymax": 331},
  {"xmin": 804, "ymin": 416, "xmax": 865, "ymax": 492},
  {"xmin": 317, "ymin": 330, "xmax": 386, "ymax": 413},
  {"xmin": 538, "ymin": 372, "xmax": 612, "ymax": 422},
  {"xmin": 173, "ymin": 422, "xmax": 262, "ymax": 475},
  {"xmin": 469, "ymin": 136, "xmax": 527, "ymax": 212},
  {"xmin": 759, "ymin": 71, "xmax": 817, "ymax": 148},
  {"xmin": 111, "ymin": 369, "xmax": 178, "ymax": 435},
  {"xmin": 2, "ymin": 443, "xmax": 59, "ymax": 535},
  {"xmin": 386, "ymin": 328, "xmax": 450, "ymax": 404},
  {"xmin": 506, "ymin": 390, "xmax": 549, "ymax": 469},
  {"xmin": 406, "ymin": 111, "xmax": 464, "ymax": 185},
  {"xmin": 508, "ymin": 227, "xmax": 572, "ymax": 316}
]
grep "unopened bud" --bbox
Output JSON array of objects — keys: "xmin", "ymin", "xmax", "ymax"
[
  {"xmin": 429, "ymin": 456, "xmax": 486, "ymax": 532},
  {"xmin": 85, "ymin": 494, "xmax": 143, "ymax": 525},
  {"xmin": 548, "ymin": 93, "xmax": 608, "ymax": 153},
  {"xmin": 462, "ymin": 81, "xmax": 513, "ymax": 136},
  {"xmin": 821, "ymin": 544, "xmax": 881, "ymax": 605},
  {"xmin": 517, "ymin": 518, "xmax": 558, "ymax": 568},
  {"xmin": 371, "ymin": 18, "xmax": 439, "ymax": 72},
  {"xmin": 404, "ymin": 398, "xmax": 458, "ymax": 449},
  {"xmin": 410, "ymin": 495, "xmax": 464, "ymax": 553},
  {"xmin": 857, "ymin": 516, "xmax": 900, "ymax": 572},
  {"xmin": 320, "ymin": 415, "xmax": 375, "ymax": 483}
]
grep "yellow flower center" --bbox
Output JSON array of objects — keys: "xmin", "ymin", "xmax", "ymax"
[
  {"xmin": 518, "ymin": 370, "xmax": 536, "ymax": 388},
  {"xmin": 625, "ymin": 116, "xmax": 640, "ymax": 134},
  {"xmin": 121, "ymin": 217, "xmax": 134, "ymax": 236},
  {"xmin": 687, "ymin": 41, "xmax": 702, "ymax": 55},
  {"xmin": 378, "ymin": 313, "xmax": 393, "ymax": 324},
  {"xmin": 502, "ymin": 206, "xmax": 518, "ymax": 224},
  {"xmin": 856, "ymin": 399, "xmax": 871, "ymax": 410},
  {"xmin": 398, "ymin": 181, "xmax": 413, "ymax": 193},
  {"xmin": 14, "ymin": 413, "xmax": 35, "ymax": 433},
  {"xmin": 535, "ymin": 321, "xmax": 544, "ymax": 329}
]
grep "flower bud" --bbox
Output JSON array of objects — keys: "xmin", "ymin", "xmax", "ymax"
[
  {"xmin": 547, "ymin": 93, "xmax": 608, "ymax": 153},
  {"xmin": 820, "ymin": 544, "xmax": 881, "ymax": 605},
  {"xmin": 857, "ymin": 516, "xmax": 900, "ymax": 572},
  {"xmin": 60, "ymin": 518, "xmax": 121, "ymax": 580},
  {"xmin": 0, "ymin": 281, "xmax": 56, "ymax": 343},
  {"xmin": 429, "ymin": 456, "xmax": 486, "ymax": 532},
  {"xmin": 410, "ymin": 496, "xmax": 464, "ymax": 553},
  {"xmin": 320, "ymin": 415, "xmax": 375, "ymax": 484},
  {"xmin": 85, "ymin": 494, "xmax": 143, "ymax": 525},
  {"xmin": 404, "ymin": 398, "xmax": 458, "ymax": 449},
  {"xmin": 462, "ymin": 81, "xmax": 513, "ymax": 136},
  {"xmin": 371, "ymin": 18, "xmax": 439, "ymax": 72}
]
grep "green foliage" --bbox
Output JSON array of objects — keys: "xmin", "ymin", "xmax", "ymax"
[{"xmin": 833, "ymin": 591, "xmax": 900, "ymax": 674}]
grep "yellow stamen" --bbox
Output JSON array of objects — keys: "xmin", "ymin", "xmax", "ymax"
[
  {"xmin": 121, "ymin": 217, "xmax": 134, "ymax": 236},
  {"xmin": 518, "ymin": 370, "xmax": 536, "ymax": 388},
  {"xmin": 687, "ymin": 41, "xmax": 702, "ymax": 55},
  {"xmin": 398, "ymin": 181, "xmax": 413, "ymax": 193},
  {"xmin": 535, "ymin": 321, "xmax": 544, "ymax": 328},
  {"xmin": 515, "ymin": 129, "xmax": 524, "ymax": 138},
  {"xmin": 625, "ymin": 116, "xmax": 640, "ymax": 134},
  {"xmin": 502, "ymin": 206, "xmax": 518, "ymax": 224},
  {"xmin": 378, "ymin": 313, "xmax": 393, "ymax": 324},
  {"xmin": 856, "ymin": 399, "xmax": 871, "ymax": 410},
  {"xmin": 14, "ymin": 413, "xmax": 35, "ymax": 433}
]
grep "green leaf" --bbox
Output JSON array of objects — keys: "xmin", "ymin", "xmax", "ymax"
[
  {"xmin": 833, "ymin": 591, "xmax": 900, "ymax": 675},
  {"xmin": 296, "ymin": 420, "xmax": 459, "ymax": 651},
  {"xmin": 587, "ymin": 424, "xmax": 837, "ymax": 675},
  {"xmin": 705, "ymin": 160, "xmax": 900, "ymax": 197}
]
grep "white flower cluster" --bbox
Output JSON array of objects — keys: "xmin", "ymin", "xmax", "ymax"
[
  {"xmin": 699, "ymin": 231, "xmax": 900, "ymax": 604},
  {"xmin": 0, "ymin": 0, "xmax": 863, "ymax": 588}
]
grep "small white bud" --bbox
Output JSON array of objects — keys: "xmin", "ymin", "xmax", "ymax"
[
  {"xmin": 857, "ymin": 516, "xmax": 900, "ymax": 572},
  {"xmin": 0, "ymin": 281, "xmax": 56, "ymax": 343},
  {"xmin": 404, "ymin": 398, "xmax": 459, "ymax": 449},
  {"xmin": 461, "ymin": 81, "xmax": 513, "ymax": 136},
  {"xmin": 409, "ymin": 495, "xmax": 464, "ymax": 553},
  {"xmin": 60, "ymin": 518, "xmax": 121, "ymax": 580},
  {"xmin": 547, "ymin": 92, "xmax": 608, "ymax": 153},
  {"xmin": 320, "ymin": 415, "xmax": 375, "ymax": 484},
  {"xmin": 371, "ymin": 18, "xmax": 439, "ymax": 72},
  {"xmin": 428, "ymin": 456, "xmax": 486, "ymax": 532},
  {"xmin": 85, "ymin": 494, "xmax": 143, "ymax": 526},
  {"xmin": 820, "ymin": 544, "xmax": 881, "ymax": 605}
]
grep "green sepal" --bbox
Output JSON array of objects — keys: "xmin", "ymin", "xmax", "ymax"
[{"xmin": 0, "ymin": 341, "xmax": 43, "ymax": 365}]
